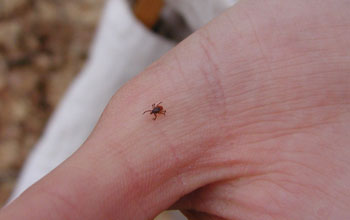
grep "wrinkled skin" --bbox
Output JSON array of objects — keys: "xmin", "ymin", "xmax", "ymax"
[{"xmin": 1, "ymin": 0, "xmax": 350, "ymax": 219}]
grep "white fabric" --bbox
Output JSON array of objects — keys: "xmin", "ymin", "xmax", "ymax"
[
  {"xmin": 10, "ymin": 0, "xmax": 239, "ymax": 218},
  {"xmin": 166, "ymin": 0, "xmax": 238, "ymax": 30}
]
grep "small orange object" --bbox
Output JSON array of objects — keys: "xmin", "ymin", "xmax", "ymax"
[
  {"xmin": 133, "ymin": 0, "xmax": 164, "ymax": 28},
  {"xmin": 143, "ymin": 102, "xmax": 166, "ymax": 120}
]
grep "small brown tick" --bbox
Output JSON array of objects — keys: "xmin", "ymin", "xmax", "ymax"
[{"xmin": 143, "ymin": 102, "xmax": 166, "ymax": 120}]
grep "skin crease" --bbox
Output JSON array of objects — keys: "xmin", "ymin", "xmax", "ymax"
[{"xmin": 1, "ymin": 0, "xmax": 350, "ymax": 219}]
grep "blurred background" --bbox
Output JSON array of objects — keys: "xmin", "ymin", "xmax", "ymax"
[{"xmin": 0, "ymin": 0, "xmax": 105, "ymax": 205}]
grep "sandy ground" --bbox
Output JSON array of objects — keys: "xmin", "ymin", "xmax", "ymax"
[{"xmin": 0, "ymin": 0, "xmax": 104, "ymax": 206}]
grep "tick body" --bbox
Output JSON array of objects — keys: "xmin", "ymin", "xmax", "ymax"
[{"xmin": 143, "ymin": 102, "xmax": 166, "ymax": 120}]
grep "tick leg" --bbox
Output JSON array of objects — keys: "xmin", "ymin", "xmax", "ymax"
[
  {"xmin": 153, "ymin": 114, "xmax": 157, "ymax": 120},
  {"xmin": 159, "ymin": 110, "xmax": 166, "ymax": 115},
  {"xmin": 157, "ymin": 102, "xmax": 162, "ymax": 106},
  {"xmin": 152, "ymin": 103, "xmax": 155, "ymax": 108},
  {"xmin": 143, "ymin": 110, "xmax": 152, "ymax": 114}
]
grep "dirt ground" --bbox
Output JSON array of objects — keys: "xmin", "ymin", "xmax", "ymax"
[{"xmin": 0, "ymin": 0, "xmax": 104, "ymax": 206}]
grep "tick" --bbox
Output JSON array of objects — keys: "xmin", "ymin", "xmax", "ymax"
[{"xmin": 143, "ymin": 102, "xmax": 166, "ymax": 120}]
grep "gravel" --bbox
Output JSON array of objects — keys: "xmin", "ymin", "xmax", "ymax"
[{"xmin": 0, "ymin": 0, "xmax": 104, "ymax": 206}]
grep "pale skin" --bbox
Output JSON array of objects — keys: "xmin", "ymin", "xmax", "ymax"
[{"xmin": 1, "ymin": 0, "xmax": 350, "ymax": 219}]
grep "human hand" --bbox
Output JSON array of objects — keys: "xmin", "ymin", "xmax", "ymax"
[{"xmin": 1, "ymin": 0, "xmax": 350, "ymax": 219}]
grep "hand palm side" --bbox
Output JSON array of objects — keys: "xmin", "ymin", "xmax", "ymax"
[{"xmin": 169, "ymin": 0, "xmax": 350, "ymax": 219}]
